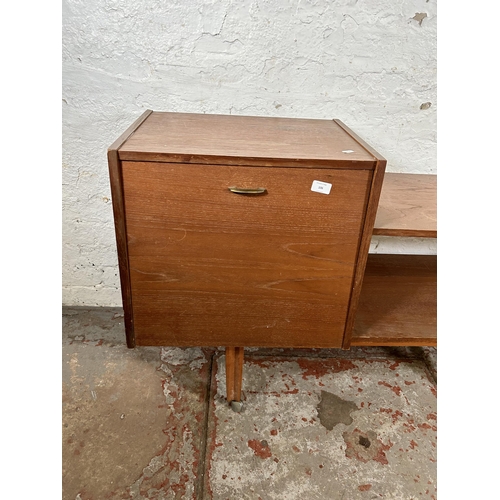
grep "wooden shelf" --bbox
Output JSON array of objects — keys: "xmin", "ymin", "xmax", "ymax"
[
  {"xmin": 373, "ymin": 173, "xmax": 437, "ymax": 238},
  {"xmin": 351, "ymin": 254, "xmax": 436, "ymax": 346}
]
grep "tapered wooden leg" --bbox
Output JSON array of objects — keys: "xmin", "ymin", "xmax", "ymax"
[{"xmin": 225, "ymin": 347, "xmax": 244, "ymax": 403}]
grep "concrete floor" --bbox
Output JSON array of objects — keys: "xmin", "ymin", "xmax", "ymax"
[{"xmin": 62, "ymin": 307, "xmax": 437, "ymax": 500}]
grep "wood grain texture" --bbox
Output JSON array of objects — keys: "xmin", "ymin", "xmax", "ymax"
[
  {"xmin": 118, "ymin": 112, "xmax": 378, "ymax": 169},
  {"xmin": 332, "ymin": 120, "xmax": 388, "ymax": 163},
  {"xmin": 107, "ymin": 109, "xmax": 153, "ymax": 348},
  {"xmin": 225, "ymin": 347, "xmax": 244, "ymax": 402},
  {"xmin": 342, "ymin": 159, "xmax": 386, "ymax": 348},
  {"xmin": 121, "ymin": 161, "xmax": 372, "ymax": 348},
  {"xmin": 351, "ymin": 254, "xmax": 437, "ymax": 346},
  {"xmin": 373, "ymin": 173, "xmax": 437, "ymax": 237},
  {"xmin": 330, "ymin": 119, "xmax": 387, "ymax": 349}
]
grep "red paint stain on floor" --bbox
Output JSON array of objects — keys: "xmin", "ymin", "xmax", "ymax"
[
  {"xmin": 296, "ymin": 358, "xmax": 357, "ymax": 379},
  {"xmin": 418, "ymin": 422, "xmax": 437, "ymax": 432},
  {"xmin": 343, "ymin": 429, "xmax": 393, "ymax": 465},
  {"xmin": 248, "ymin": 439, "xmax": 272, "ymax": 459},
  {"xmin": 373, "ymin": 442, "xmax": 392, "ymax": 465},
  {"xmin": 380, "ymin": 407, "xmax": 404, "ymax": 424},
  {"xmin": 380, "ymin": 408, "xmax": 393, "ymax": 414},
  {"xmin": 358, "ymin": 484, "xmax": 372, "ymax": 491},
  {"xmin": 378, "ymin": 381, "xmax": 402, "ymax": 396},
  {"xmin": 403, "ymin": 420, "xmax": 417, "ymax": 432},
  {"xmin": 391, "ymin": 410, "xmax": 404, "ymax": 424}
]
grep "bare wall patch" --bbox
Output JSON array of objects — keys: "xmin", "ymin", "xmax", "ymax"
[{"xmin": 412, "ymin": 13, "xmax": 428, "ymax": 26}]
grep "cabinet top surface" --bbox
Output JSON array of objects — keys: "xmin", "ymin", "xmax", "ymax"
[{"xmin": 117, "ymin": 111, "xmax": 381, "ymax": 166}]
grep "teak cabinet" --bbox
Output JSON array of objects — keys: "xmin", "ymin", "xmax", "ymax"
[{"xmin": 108, "ymin": 110, "xmax": 436, "ymax": 406}]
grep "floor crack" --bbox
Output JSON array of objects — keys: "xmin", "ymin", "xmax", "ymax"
[{"xmin": 195, "ymin": 350, "xmax": 216, "ymax": 499}]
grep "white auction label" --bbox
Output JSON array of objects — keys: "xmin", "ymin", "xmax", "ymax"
[{"xmin": 311, "ymin": 180, "xmax": 332, "ymax": 195}]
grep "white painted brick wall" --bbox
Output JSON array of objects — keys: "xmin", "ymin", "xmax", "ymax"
[{"xmin": 62, "ymin": 0, "xmax": 436, "ymax": 306}]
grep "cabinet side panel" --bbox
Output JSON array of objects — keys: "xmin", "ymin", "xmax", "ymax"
[
  {"xmin": 343, "ymin": 158, "xmax": 387, "ymax": 348},
  {"xmin": 331, "ymin": 119, "xmax": 388, "ymax": 348},
  {"xmin": 107, "ymin": 150, "xmax": 135, "ymax": 347},
  {"xmin": 107, "ymin": 109, "xmax": 153, "ymax": 347}
]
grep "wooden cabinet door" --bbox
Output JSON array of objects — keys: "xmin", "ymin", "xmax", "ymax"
[{"xmin": 122, "ymin": 161, "xmax": 372, "ymax": 348}]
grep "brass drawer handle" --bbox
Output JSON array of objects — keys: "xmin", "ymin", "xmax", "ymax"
[{"xmin": 228, "ymin": 186, "xmax": 267, "ymax": 195}]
